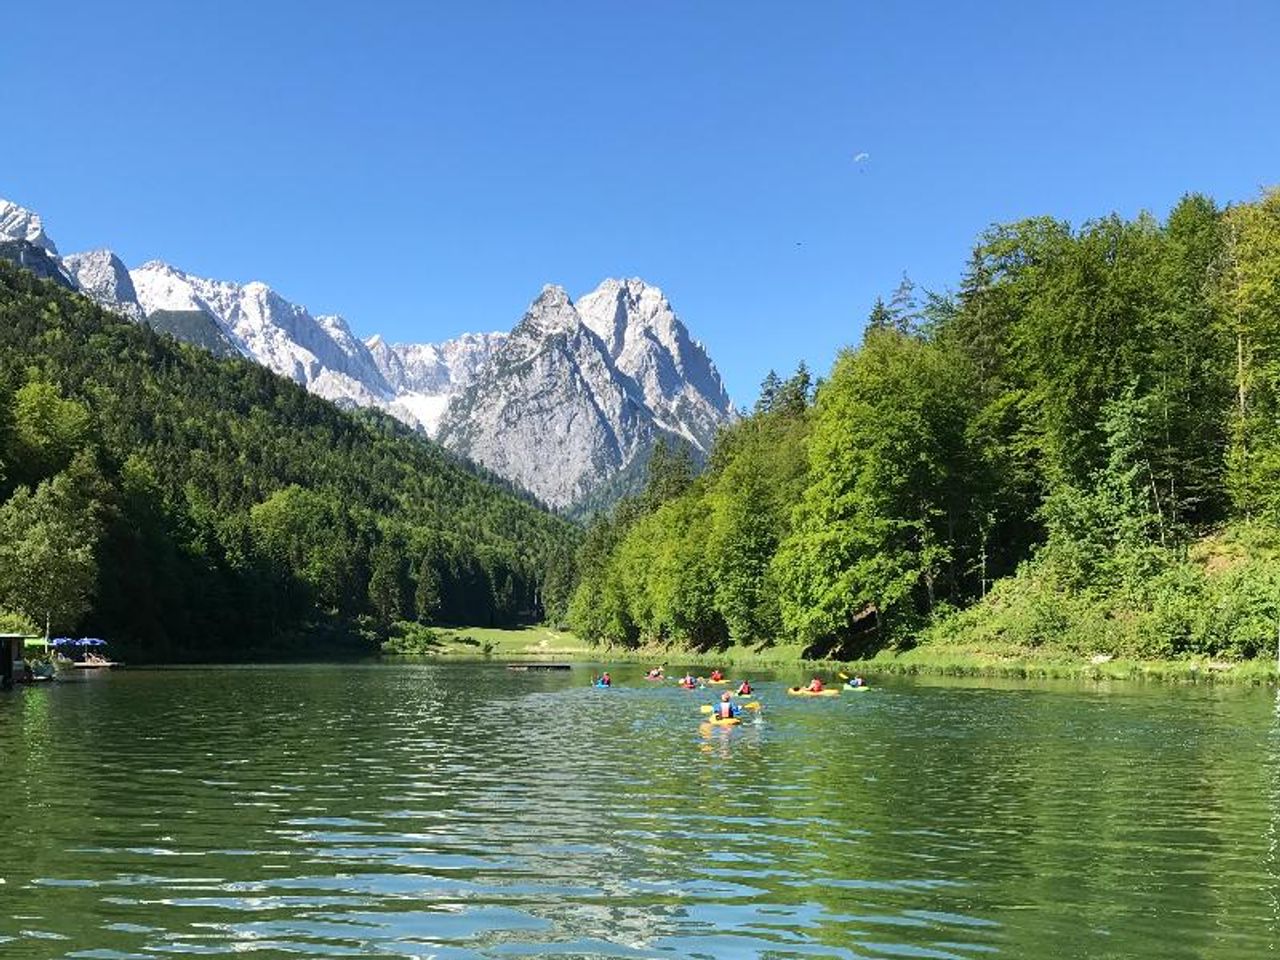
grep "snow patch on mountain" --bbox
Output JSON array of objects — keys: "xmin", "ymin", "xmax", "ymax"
[
  {"xmin": 0, "ymin": 195, "xmax": 737, "ymax": 512},
  {"xmin": 368, "ymin": 330, "xmax": 507, "ymax": 434},
  {"xmin": 130, "ymin": 261, "xmax": 392, "ymax": 397}
]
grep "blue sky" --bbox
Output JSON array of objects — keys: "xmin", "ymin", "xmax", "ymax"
[{"xmin": 6, "ymin": 1, "xmax": 1279, "ymax": 405}]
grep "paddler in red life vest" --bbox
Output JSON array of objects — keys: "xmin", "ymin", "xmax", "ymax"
[
  {"xmin": 714, "ymin": 691, "xmax": 740, "ymax": 719},
  {"xmin": 709, "ymin": 669, "xmax": 724, "ymax": 682},
  {"xmin": 806, "ymin": 676, "xmax": 825, "ymax": 693},
  {"xmin": 736, "ymin": 679, "xmax": 753, "ymax": 695}
]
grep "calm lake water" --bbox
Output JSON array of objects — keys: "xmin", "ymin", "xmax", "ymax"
[{"xmin": 1, "ymin": 663, "xmax": 1278, "ymax": 958}]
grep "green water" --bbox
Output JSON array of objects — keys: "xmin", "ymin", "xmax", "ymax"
[{"xmin": 1, "ymin": 664, "xmax": 1278, "ymax": 958}]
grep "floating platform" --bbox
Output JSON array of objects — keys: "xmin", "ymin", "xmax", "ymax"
[{"xmin": 506, "ymin": 663, "xmax": 573, "ymax": 671}]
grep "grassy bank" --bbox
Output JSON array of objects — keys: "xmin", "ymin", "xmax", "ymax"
[
  {"xmin": 837, "ymin": 646, "xmax": 1280, "ymax": 684},
  {"xmin": 401, "ymin": 625, "xmax": 1280, "ymax": 685},
  {"xmin": 414, "ymin": 625, "xmax": 593, "ymax": 659}
]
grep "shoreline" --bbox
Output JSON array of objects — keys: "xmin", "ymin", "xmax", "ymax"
[{"xmin": 408, "ymin": 627, "xmax": 1280, "ymax": 686}]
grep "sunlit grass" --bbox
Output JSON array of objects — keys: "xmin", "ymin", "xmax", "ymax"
[{"xmin": 412, "ymin": 625, "xmax": 1280, "ymax": 684}]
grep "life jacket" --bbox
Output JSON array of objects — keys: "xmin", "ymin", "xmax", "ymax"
[
  {"xmin": 738, "ymin": 683, "xmax": 752, "ymax": 694},
  {"xmin": 716, "ymin": 701, "xmax": 735, "ymax": 718}
]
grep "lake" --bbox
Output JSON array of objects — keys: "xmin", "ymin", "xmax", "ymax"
[{"xmin": 1, "ymin": 663, "xmax": 1277, "ymax": 958}]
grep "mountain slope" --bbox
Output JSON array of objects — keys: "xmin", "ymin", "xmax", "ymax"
[
  {"xmin": 145, "ymin": 309, "xmax": 241, "ymax": 358},
  {"xmin": 63, "ymin": 249, "xmax": 145, "ymax": 321},
  {"xmin": 0, "ymin": 259, "xmax": 577, "ymax": 659},
  {"xmin": 0, "ymin": 239, "xmax": 76, "ymax": 289},
  {"xmin": 575, "ymin": 278, "xmax": 733, "ymax": 452},
  {"xmin": 1, "ymin": 196, "xmax": 737, "ymax": 512},
  {"xmin": 437, "ymin": 283, "xmax": 734, "ymax": 510},
  {"xmin": 130, "ymin": 260, "xmax": 394, "ymax": 406},
  {"xmin": 0, "ymin": 199, "xmax": 58, "ymax": 255},
  {"xmin": 368, "ymin": 331, "xmax": 508, "ymax": 434}
]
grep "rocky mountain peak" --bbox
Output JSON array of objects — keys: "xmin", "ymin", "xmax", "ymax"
[
  {"xmin": 575, "ymin": 277, "xmax": 733, "ymax": 452},
  {"xmin": 435, "ymin": 280, "xmax": 736, "ymax": 510},
  {"xmin": 62, "ymin": 249, "xmax": 145, "ymax": 321},
  {"xmin": 0, "ymin": 195, "xmax": 737, "ymax": 514},
  {"xmin": 0, "ymin": 199, "xmax": 58, "ymax": 256}
]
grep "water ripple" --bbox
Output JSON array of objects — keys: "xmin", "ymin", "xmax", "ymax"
[{"xmin": 2, "ymin": 665, "xmax": 1278, "ymax": 957}]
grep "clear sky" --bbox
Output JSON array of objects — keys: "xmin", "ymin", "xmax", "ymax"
[{"xmin": 5, "ymin": 1, "xmax": 1278, "ymax": 405}]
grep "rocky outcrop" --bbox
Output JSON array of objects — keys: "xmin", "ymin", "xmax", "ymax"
[{"xmin": 62, "ymin": 249, "xmax": 145, "ymax": 321}]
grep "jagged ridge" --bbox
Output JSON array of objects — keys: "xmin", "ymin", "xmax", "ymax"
[{"xmin": 0, "ymin": 197, "xmax": 736, "ymax": 512}]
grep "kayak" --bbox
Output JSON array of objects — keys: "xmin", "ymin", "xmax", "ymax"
[
  {"xmin": 677, "ymin": 682, "xmax": 699, "ymax": 689},
  {"xmin": 706, "ymin": 678, "xmax": 730, "ymax": 685},
  {"xmin": 844, "ymin": 684, "xmax": 871, "ymax": 692},
  {"xmin": 787, "ymin": 687, "xmax": 841, "ymax": 697},
  {"xmin": 733, "ymin": 692, "xmax": 755, "ymax": 699},
  {"xmin": 704, "ymin": 715, "xmax": 742, "ymax": 726}
]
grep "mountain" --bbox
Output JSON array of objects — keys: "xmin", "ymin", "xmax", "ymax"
[
  {"xmin": 130, "ymin": 261, "xmax": 393, "ymax": 407},
  {"xmin": 0, "ymin": 200, "xmax": 145, "ymax": 314},
  {"xmin": 576, "ymin": 278, "xmax": 733, "ymax": 453},
  {"xmin": 0, "ymin": 199, "xmax": 58, "ymax": 255},
  {"xmin": 437, "ymin": 281, "xmax": 735, "ymax": 510},
  {"xmin": 0, "ymin": 196, "xmax": 737, "ymax": 512},
  {"xmin": 144, "ymin": 309, "xmax": 241, "ymax": 358},
  {"xmin": 0, "ymin": 258, "xmax": 577, "ymax": 659},
  {"xmin": 63, "ymin": 250, "xmax": 145, "ymax": 321},
  {"xmin": 367, "ymin": 331, "xmax": 507, "ymax": 433},
  {"xmin": 0, "ymin": 239, "xmax": 75, "ymax": 289}
]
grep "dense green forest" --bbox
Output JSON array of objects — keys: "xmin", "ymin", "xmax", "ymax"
[
  {"xmin": 571, "ymin": 189, "xmax": 1280, "ymax": 663},
  {"xmin": 0, "ymin": 261, "xmax": 578, "ymax": 660}
]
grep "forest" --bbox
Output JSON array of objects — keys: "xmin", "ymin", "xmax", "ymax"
[
  {"xmin": 0, "ymin": 261, "xmax": 578, "ymax": 660},
  {"xmin": 570, "ymin": 189, "xmax": 1280, "ymax": 663}
]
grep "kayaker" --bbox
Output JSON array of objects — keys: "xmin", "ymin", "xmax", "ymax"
[
  {"xmin": 736, "ymin": 679, "xmax": 753, "ymax": 695},
  {"xmin": 709, "ymin": 668, "xmax": 724, "ymax": 682},
  {"xmin": 714, "ymin": 691, "xmax": 740, "ymax": 719},
  {"xmin": 847, "ymin": 675, "xmax": 865, "ymax": 688},
  {"xmin": 600, "ymin": 672, "xmax": 612, "ymax": 687},
  {"xmin": 646, "ymin": 666, "xmax": 664, "ymax": 680},
  {"xmin": 806, "ymin": 676, "xmax": 825, "ymax": 693},
  {"xmin": 680, "ymin": 672, "xmax": 697, "ymax": 687}
]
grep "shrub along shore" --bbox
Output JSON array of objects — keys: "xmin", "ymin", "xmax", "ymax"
[{"xmin": 390, "ymin": 625, "xmax": 1280, "ymax": 685}]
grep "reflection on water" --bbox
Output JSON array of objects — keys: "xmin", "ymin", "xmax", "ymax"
[{"xmin": 1, "ymin": 664, "xmax": 1277, "ymax": 958}]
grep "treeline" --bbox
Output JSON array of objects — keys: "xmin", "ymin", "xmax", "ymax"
[
  {"xmin": 0, "ymin": 261, "xmax": 578, "ymax": 660},
  {"xmin": 570, "ymin": 189, "xmax": 1280, "ymax": 661}
]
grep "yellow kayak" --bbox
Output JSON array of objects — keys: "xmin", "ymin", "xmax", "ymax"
[
  {"xmin": 704, "ymin": 715, "xmax": 742, "ymax": 726},
  {"xmin": 706, "ymin": 678, "xmax": 731, "ymax": 685},
  {"xmin": 786, "ymin": 687, "xmax": 841, "ymax": 698}
]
